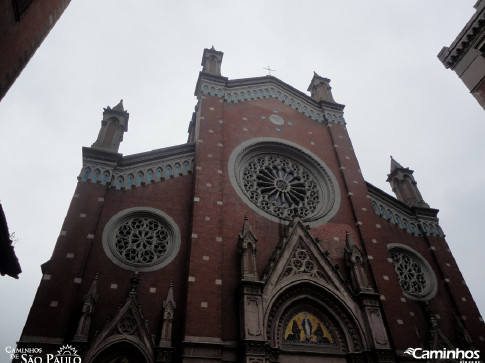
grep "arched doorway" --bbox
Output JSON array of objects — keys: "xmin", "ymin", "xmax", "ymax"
[
  {"xmin": 91, "ymin": 342, "xmax": 149, "ymax": 363},
  {"xmin": 266, "ymin": 283, "xmax": 366, "ymax": 362}
]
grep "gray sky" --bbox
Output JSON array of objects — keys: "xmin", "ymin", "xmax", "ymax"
[{"xmin": 1, "ymin": 0, "xmax": 484, "ymax": 354}]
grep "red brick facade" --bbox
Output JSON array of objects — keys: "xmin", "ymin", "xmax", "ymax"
[{"xmin": 17, "ymin": 48, "xmax": 485, "ymax": 362}]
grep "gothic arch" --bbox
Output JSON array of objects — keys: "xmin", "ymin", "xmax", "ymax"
[
  {"xmin": 86, "ymin": 336, "xmax": 154, "ymax": 363},
  {"xmin": 265, "ymin": 281, "xmax": 367, "ymax": 355}
]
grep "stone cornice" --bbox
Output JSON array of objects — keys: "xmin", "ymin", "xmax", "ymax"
[
  {"xmin": 366, "ymin": 181, "xmax": 442, "ymax": 235},
  {"xmin": 195, "ymin": 73, "xmax": 346, "ymax": 125},
  {"xmin": 80, "ymin": 143, "xmax": 195, "ymax": 189},
  {"xmin": 438, "ymin": 2, "xmax": 485, "ymax": 69}
]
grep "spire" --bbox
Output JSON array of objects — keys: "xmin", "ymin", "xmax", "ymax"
[
  {"xmin": 74, "ymin": 273, "xmax": 99, "ymax": 342},
  {"xmin": 201, "ymin": 46, "xmax": 224, "ymax": 76},
  {"xmin": 91, "ymin": 100, "xmax": 129, "ymax": 153},
  {"xmin": 159, "ymin": 281, "xmax": 176, "ymax": 348},
  {"xmin": 238, "ymin": 217, "xmax": 258, "ymax": 281},
  {"xmin": 307, "ymin": 72, "xmax": 335, "ymax": 103},
  {"xmin": 343, "ymin": 232, "xmax": 371, "ymax": 294},
  {"xmin": 387, "ymin": 156, "xmax": 429, "ymax": 208}
]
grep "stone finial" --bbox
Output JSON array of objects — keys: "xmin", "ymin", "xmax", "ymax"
[
  {"xmin": 74, "ymin": 273, "xmax": 99, "ymax": 342},
  {"xmin": 238, "ymin": 217, "xmax": 258, "ymax": 281},
  {"xmin": 159, "ymin": 281, "xmax": 176, "ymax": 347},
  {"xmin": 307, "ymin": 72, "xmax": 335, "ymax": 103},
  {"xmin": 201, "ymin": 47, "xmax": 224, "ymax": 76},
  {"xmin": 129, "ymin": 271, "xmax": 139, "ymax": 297}
]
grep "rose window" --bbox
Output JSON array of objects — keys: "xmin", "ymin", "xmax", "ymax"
[
  {"xmin": 389, "ymin": 246, "xmax": 437, "ymax": 300},
  {"xmin": 102, "ymin": 208, "xmax": 181, "ymax": 272},
  {"xmin": 114, "ymin": 216, "xmax": 169, "ymax": 265},
  {"xmin": 242, "ymin": 155, "xmax": 319, "ymax": 219},
  {"xmin": 229, "ymin": 139, "xmax": 340, "ymax": 226}
]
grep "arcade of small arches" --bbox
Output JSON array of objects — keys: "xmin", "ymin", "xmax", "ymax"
[
  {"xmin": 200, "ymin": 81, "xmax": 345, "ymax": 125},
  {"xmin": 371, "ymin": 200, "xmax": 443, "ymax": 237},
  {"xmin": 79, "ymin": 159, "xmax": 194, "ymax": 190}
]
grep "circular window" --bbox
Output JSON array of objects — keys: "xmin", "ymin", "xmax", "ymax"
[
  {"xmin": 388, "ymin": 244, "xmax": 437, "ymax": 300},
  {"xmin": 102, "ymin": 207, "xmax": 181, "ymax": 272},
  {"xmin": 228, "ymin": 138, "xmax": 340, "ymax": 226}
]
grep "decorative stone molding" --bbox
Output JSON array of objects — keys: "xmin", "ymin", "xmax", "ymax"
[
  {"xmin": 367, "ymin": 182, "xmax": 443, "ymax": 237},
  {"xmin": 80, "ymin": 143, "xmax": 195, "ymax": 190},
  {"xmin": 438, "ymin": 1, "xmax": 485, "ymax": 69},
  {"xmin": 197, "ymin": 76, "xmax": 346, "ymax": 125}
]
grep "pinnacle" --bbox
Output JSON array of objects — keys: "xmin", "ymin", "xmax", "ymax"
[
  {"xmin": 390, "ymin": 155, "xmax": 404, "ymax": 172},
  {"xmin": 112, "ymin": 99, "xmax": 124, "ymax": 112}
]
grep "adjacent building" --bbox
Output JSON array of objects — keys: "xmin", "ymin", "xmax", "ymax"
[{"xmin": 438, "ymin": 0, "xmax": 485, "ymax": 110}]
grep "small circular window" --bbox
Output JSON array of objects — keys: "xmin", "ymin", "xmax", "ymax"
[
  {"xmin": 388, "ymin": 244, "xmax": 437, "ymax": 301},
  {"xmin": 102, "ymin": 207, "xmax": 180, "ymax": 272}
]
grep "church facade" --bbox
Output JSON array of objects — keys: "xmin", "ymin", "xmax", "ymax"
[{"xmin": 17, "ymin": 48, "xmax": 485, "ymax": 362}]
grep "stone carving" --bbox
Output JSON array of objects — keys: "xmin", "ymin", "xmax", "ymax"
[
  {"xmin": 159, "ymin": 281, "xmax": 176, "ymax": 347},
  {"xmin": 113, "ymin": 216, "xmax": 170, "ymax": 266},
  {"xmin": 281, "ymin": 242, "xmax": 327, "ymax": 281},
  {"xmin": 103, "ymin": 207, "xmax": 181, "ymax": 272},
  {"xmin": 74, "ymin": 274, "xmax": 99, "ymax": 342},
  {"xmin": 389, "ymin": 247, "xmax": 436, "ymax": 300},
  {"xmin": 117, "ymin": 315, "xmax": 137, "ymax": 335},
  {"xmin": 198, "ymin": 78, "xmax": 346, "ymax": 125},
  {"xmin": 246, "ymin": 298, "xmax": 262, "ymax": 337},
  {"xmin": 241, "ymin": 154, "xmax": 320, "ymax": 220},
  {"xmin": 230, "ymin": 139, "xmax": 340, "ymax": 227},
  {"xmin": 239, "ymin": 217, "xmax": 259, "ymax": 281},
  {"xmin": 344, "ymin": 232, "xmax": 372, "ymax": 294},
  {"xmin": 80, "ymin": 155, "xmax": 194, "ymax": 190}
]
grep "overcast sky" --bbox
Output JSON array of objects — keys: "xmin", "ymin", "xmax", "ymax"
[{"xmin": 1, "ymin": 0, "xmax": 484, "ymax": 354}]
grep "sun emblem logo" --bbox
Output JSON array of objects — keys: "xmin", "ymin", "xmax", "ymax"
[{"xmin": 56, "ymin": 344, "xmax": 79, "ymax": 357}]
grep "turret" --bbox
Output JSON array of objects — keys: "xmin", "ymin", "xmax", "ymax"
[
  {"xmin": 307, "ymin": 72, "xmax": 335, "ymax": 103},
  {"xmin": 91, "ymin": 100, "xmax": 129, "ymax": 153},
  {"xmin": 386, "ymin": 156, "xmax": 429, "ymax": 208},
  {"xmin": 201, "ymin": 46, "xmax": 223, "ymax": 76}
]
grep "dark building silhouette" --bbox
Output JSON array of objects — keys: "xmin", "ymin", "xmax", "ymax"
[{"xmin": 0, "ymin": 0, "xmax": 71, "ymax": 101}]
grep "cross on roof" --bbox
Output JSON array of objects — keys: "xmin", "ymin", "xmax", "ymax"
[{"xmin": 263, "ymin": 66, "xmax": 275, "ymax": 76}]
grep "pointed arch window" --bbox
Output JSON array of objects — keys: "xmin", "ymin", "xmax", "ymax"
[
  {"xmin": 387, "ymin": 210, "xmax": 394, "ymax": 222},
  {"xmin": 93, "ymin": 170, "xmax": 100, "ymax": 182},
  {"xmin": 380, "ymin": 206, "xmax": 385, "ymax": 216},
  {"xmin": 83, "ymin": 169, "xmax": 90, "ymax": 180}
]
